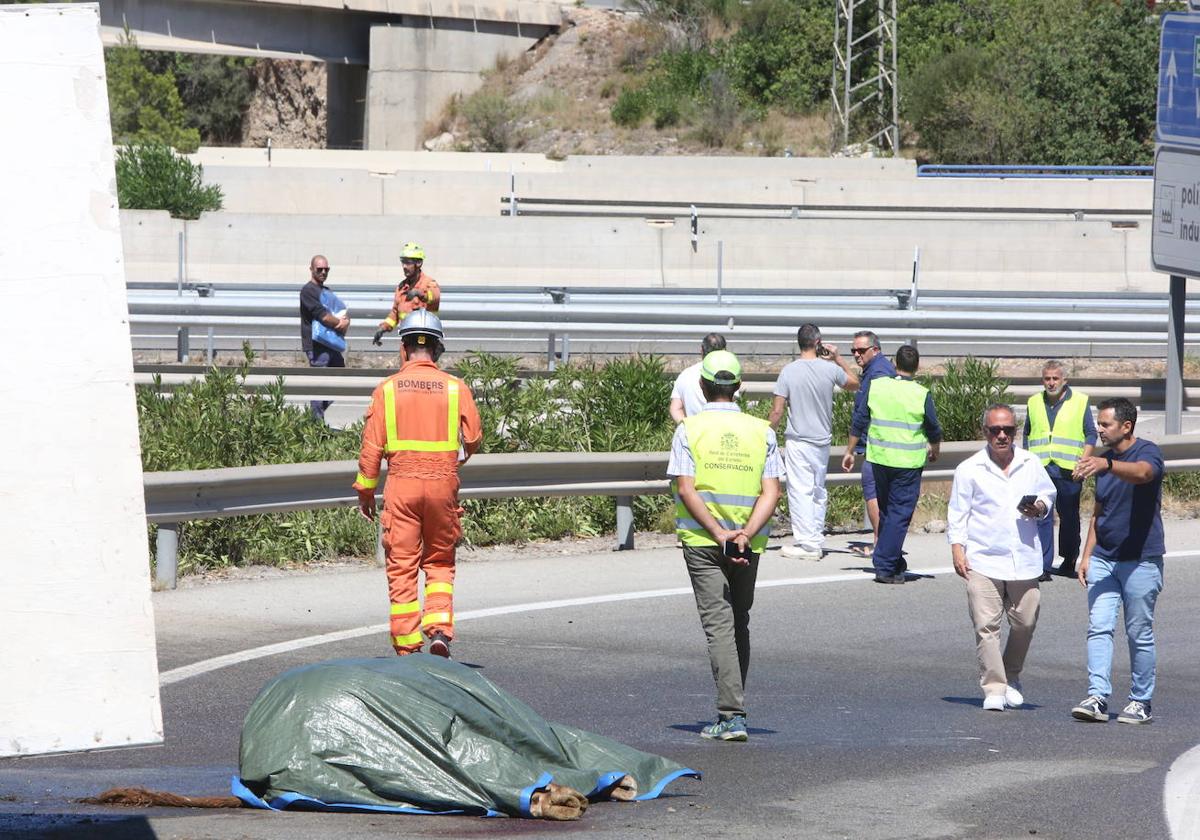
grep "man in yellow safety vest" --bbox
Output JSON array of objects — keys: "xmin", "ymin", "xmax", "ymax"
[
  {"xmin": 668, "ymin": 350, "xmax": 782, "ymax": 742},
  {"xmin": 1023, "ymin": 360, "xmax": 1096, "ymax": 581},
  {"xmin": 842, "ymin": 344, "xmax": 942, "ymax": 584}
]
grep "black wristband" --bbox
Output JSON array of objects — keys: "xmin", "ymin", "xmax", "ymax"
[{"xmin": 1105, "ymin": 454, "xmax": 1114, "ymax": 472}]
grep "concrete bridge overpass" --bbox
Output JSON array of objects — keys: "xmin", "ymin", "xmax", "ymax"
[{"xmin": 98, "ymin": 0, "xmax": 562, "ymax": 149}]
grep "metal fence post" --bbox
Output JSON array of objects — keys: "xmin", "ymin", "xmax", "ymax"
[
  {"xmin": 155, "ymin": 523, "xmax": 179, "ymax": 590},
  {"xmin": 1167, "ymin": 274, "xmax": 1186, "ymax": 435},
  {"xmin": 547, "ymin": 332, "xmax": 557, "ymax": 371},
  {"xmin": 176, "ymin": 327, "xmax": 190, "ymax": 363},
  {"xmin": 206, "ymin": 327, "xmax": 215, "ymax": 365},
  {"xmin": 716, "ymin": 239, "xmax": 724, "ymax": 304},
  {"xmin": 614, "ymin": 496, "xmax": 635, "ymax": 550}
]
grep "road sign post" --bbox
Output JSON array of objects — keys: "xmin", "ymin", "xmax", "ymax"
[{"xmin": 1154, "ymin": 13, "xmax": 1200, "ymax": 435}]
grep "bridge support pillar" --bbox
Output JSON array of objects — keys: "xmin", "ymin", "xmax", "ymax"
[{"xmin": 365, "ymin": 21, "xmax": 553, "ymax": 150}]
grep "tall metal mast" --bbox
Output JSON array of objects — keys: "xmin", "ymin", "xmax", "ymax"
[{"xmin": 831, "ymin": 0, "xmax": 899, "ymax": 154}]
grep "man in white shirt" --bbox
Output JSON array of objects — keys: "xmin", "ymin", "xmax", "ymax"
[
  {"xmin": 670, "ymin": 333, "xmax": 730, "ymax": 422},
  {"xmin": 948, "ymin": 403, "xmax": 1056, "ymax": 712}
]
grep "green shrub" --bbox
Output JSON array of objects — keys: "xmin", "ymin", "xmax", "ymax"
[
  {"xmin": 144, "ymin": 52, "xmax": 257, "ymax": 145},
  {"xmin": 611, "ymin": 87, "xmax": 652, "ymax": 127},
  {"xmin": 463, "ymin": 91, "xmax": 515, "ymax": 151},
  {"xmin": 920, "ymin": 357, "xmax": 1014, "ymax": 442},
  {"xmin": 116, "ymin": 142, "xmax": 224, "ymax": 219},
  {"xmin": 105, "ymin": 34, "xmax": 201, "ymax": 152}
]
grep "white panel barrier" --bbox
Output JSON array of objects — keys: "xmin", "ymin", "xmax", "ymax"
[{"xmin": 0, "ymin": 3, "xmax": 163, "ymax": 756}]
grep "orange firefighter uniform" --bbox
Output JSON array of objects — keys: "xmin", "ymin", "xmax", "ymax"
[
  {"xmin": 353, "ymin": 358, "xmax": 482, "ymax": 654},
  {"xmin": 381, "ymin": 272, "xmax": 441, "ymax": 331}
]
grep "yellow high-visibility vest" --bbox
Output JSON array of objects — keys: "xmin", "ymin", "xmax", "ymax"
[
  {"xmin": 1027, "ymin": 389, "xmax": 1089, "ymax": 468},
  {"xmin": 866, "ymin": 377, "xmax": 930, "ymax": 469},
  {"xmin": 675, "ymin": 410, "xmax": 771, "ymax": 552}
]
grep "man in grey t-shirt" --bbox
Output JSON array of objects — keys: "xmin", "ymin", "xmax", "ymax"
[{"xmin": 768, "ymin": 324, "xmax": 860, "ymax": 560}]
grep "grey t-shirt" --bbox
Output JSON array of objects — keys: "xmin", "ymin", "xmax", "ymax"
[{"xmin": 773, "ymin": 358, "xmax": 848, "ymax": 445}]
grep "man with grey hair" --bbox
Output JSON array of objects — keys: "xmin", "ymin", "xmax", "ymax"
[
  {"xmin": 949, "ymin": 403, "xmax": 1056, "ymax": 711},
  {"xmin": 769, "ymin": 323, "xmax": 860, "ymax": 560},
  {"xmin": 848, "ymin": 330, "xmax": 896, "ymax": 557},
  {"xmin": 671, "ymin": 333, "xmax": 731, "ymax": 422},
  {"xmin": 1023, "ymin": 360, "xmax": 1096, "ymax": 581}
]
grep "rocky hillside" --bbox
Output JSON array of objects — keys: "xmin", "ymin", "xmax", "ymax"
[{"xmin": 424, "ymin": 7, "xmax": 829, "ymax": 158}]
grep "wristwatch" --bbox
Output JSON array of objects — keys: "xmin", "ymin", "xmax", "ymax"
[{"xmin": 1105, "ymin": 454, "xmax": 1114, "ymax": 472}]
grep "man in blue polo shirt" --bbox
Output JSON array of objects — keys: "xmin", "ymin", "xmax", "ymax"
[
  {"xmin": 848, "ymin": 330, "xmax": 896, "ymax": 557},
  {"xmin": 1069, "ymin": 397, "xmax": 1165, "ymax": 725}
]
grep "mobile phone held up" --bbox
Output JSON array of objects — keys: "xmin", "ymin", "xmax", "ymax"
[
  {"xmin": 1018, "ymin": 494, "xmax": 1037, "ymax": 512},
  {"xmin": 723, "ymin": 540, "xmax": 757, "ymax": 561}
]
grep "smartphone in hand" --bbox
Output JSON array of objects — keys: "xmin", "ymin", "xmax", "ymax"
[
  {"xmin": 1017, "ymin": 494, "xmax": 1038, "ymax": 514},
  {"xmin": 723, "ymin": 540, "xmax": 757, "ymax": 561}
]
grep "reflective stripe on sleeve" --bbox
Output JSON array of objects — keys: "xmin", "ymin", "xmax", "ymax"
[{"xmin": 355, "ymin": 472, "xmax": 378, "ymax": 489}]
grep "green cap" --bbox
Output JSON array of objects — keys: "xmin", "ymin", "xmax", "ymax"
[{"xmin": 700, "ymin": 350, "xmax": 741, "ymax": 385}]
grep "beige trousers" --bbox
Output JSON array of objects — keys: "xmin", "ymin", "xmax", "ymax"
[{"xmin": 965, "ymin": 570, "xmax": 1041, "ymax": 697}]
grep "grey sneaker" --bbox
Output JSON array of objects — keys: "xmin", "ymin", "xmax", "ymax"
[
  {"xmin": 428, "ymin": 633, "xmax": 451, "ymax": 659},
  {"xmin": 700, "ymin": 715, "xmax": 748, "ymax": 742},
  {"xmin": 1117, "ymin": 700, "xmax": 1153, "ymax": 725},
  {"xmin": 1071, "ymin": 695, "xmax": 1108, "ymax": 722}
]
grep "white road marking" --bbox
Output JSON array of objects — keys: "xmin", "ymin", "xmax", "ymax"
[
  {"xmin": 160, "ymin": 550, "xmax": 1200, "ymax": 687},
  {"xmin": 1166, "ymin": 744, "xmax": 1200, "ymax": 839},
  {"xmin": 159, "ymin": 566, "xmax": 954, "ymax": 685}
]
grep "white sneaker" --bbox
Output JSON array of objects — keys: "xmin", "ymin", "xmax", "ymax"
[
  {"xmin": 1005, "ymin": 682, "xmax": 1024, "ymax": 708},
  {"xmin": 982, "ymin": 695, "xmax": 1006, "ymax": 712},
  {"xmin": 781, "ymin": 545, "xmax": 822, "ymax": 561}
]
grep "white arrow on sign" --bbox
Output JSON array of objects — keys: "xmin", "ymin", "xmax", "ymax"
[{"xmin": 1168, "ymin": 50, "xmax": 1179, "ymax": 110}]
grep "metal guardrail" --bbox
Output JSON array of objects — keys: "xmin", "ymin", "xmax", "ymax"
[
  {"xmin": 917, "ymin": 165, "xmax": 1154, "ymax": 180},
  {"xmin": 499, "ymin": 195, "xmax": 1150, "ymax": 219},
  {"xmin": 132, "ymin": 365, "xmax": 1200, "ymax": 410},
  {"xmin": 144, "ymin": 437, "xmax": 1200, "ymax": 588}
]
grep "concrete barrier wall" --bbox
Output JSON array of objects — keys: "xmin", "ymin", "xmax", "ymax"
[
  {"xmin": 200, "ymin": 161, "xmax": 1152, "ymax": 216},
  {"xmin": 122, "ymin": 210, "xmax": 1156, "ymax": 292}
]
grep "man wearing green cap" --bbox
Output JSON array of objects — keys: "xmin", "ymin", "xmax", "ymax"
[{"xmin": 667, "ymin": 349, "xmax": 782, "ymax": 742}]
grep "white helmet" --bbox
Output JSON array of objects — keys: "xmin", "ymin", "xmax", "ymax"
[{"xmin": 397, "ymin": 310, "xmax": 444, "ymax": 347}]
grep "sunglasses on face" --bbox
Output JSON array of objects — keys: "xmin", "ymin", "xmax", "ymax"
[
  {"xmin": 851, "ymin": 347, "xmax": 871, "ymax": 355},
  {"xmin": 986, "ymin": 425, "xmax": 1017, "ymax": 436},
  {"xmin": 401, "ymin": 259, "xmax": 419, "ymax": 266},
  {"xmin": 313, "ymin": 267, "xmax": 330, "ymax": 274}
]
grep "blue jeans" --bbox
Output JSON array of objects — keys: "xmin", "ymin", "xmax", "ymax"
[
  {"xmin": 1038, "ymin": 465, "xmax": 1083, "ymax": 571},
  {"xmin": 1085, "ymin": 556, "xmax": 1163, "ymax": 702},
  {"xmin": 306, "ymin": 344, "xmax": 345, "ymax": 421},
  {"xmin": 871, "ymin": 464, "xmax": 922, "ymax": 577}
]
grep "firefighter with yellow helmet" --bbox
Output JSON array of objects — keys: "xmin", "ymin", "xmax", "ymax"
[{"xmin": 373, "ymin": 242, "xmax": 441, "ymax": 345}]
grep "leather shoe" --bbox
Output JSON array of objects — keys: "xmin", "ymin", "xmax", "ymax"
[
  {"xmin": 873, "ymin": 574, "xmax": 905, "ymax": 584},
  {"xmin": 1038, "ymin": 572, "xmax": 1053, "ymax": 582}
]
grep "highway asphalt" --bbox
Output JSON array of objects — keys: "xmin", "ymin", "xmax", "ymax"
[{"xmin": 5, "ymin": 521, "xmax": 1200, "ymax": 839}]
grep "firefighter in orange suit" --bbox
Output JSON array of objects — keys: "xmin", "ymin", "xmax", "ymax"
[
  {"xmin": 372, "ymin": 242, "xmax": 441, "ymax": 346},
  {"xmin": 353, "ymin": 310, "xmax": 482, "ymax": 658}
]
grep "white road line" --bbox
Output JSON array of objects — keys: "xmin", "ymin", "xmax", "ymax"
[
  {"xmin": 159, "ymin": 550, "xmax": 1200, "ymax": 687},
  {"xmin": 159, "ymin": 566, "xmax": 954, "ymax": 685},
  {"xmin": 1166, "ymin": 744, "xmax": 1200, "ymax": 839}
]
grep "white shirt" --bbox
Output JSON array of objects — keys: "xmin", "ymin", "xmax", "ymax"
[
  {"xmin": 947, "ymin": 446, "xmax": 1057, "ymax": 581},
  {"xmin": 671, "ymin": 361, "xmax": 745, "ymax": 418},
  {"xmin": 670, "ymin": 362, "xmax": 706, "ymax": 418}
]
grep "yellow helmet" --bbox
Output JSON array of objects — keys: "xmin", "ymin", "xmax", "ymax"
[{"xmin": 400, "ymin": 242, "xmax": 425, "ymax": 261}]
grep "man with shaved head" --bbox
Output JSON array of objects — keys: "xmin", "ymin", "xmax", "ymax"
[{"xmin": 299, "ymin": 254, "xmax": 350, "ymax": 421}]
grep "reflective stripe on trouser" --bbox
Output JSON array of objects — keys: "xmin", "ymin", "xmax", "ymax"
[{"xmin": 382, "ymin": 476, "xmax": 461, "ymax": 652}]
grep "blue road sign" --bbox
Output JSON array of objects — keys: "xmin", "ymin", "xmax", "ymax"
[{"xmin": 1158, "ymin": 13, "xmax": 1200, "ymax": 148}]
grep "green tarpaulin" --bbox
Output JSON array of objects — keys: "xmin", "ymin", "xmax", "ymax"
[{"xmin": 234, "ymin": 655, "xmax": 699, "ymax": 817}]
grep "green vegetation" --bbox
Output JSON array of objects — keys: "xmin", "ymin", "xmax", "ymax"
[
  {"xmin": 138, "ymin": 352, "xmax": 1200, "ymax": 576},
  {"xmin": 105, "ymin": 32, "xmax": 256, "ymax": 151},
  {"xmin": 614, "ymin": 0, "xmax": 1160, "ymax": 161},
  {"xmin": 106, "ymin": 35, "xmax": 201, "ymax": 152},
  {"xmin": 115, "ymin": 143, "xmax": 224, "ymax": 218}
]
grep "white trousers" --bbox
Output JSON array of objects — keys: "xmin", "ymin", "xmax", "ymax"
[{"xmin": 784, "ymin": 439, "xmax": 829, "ymax": 550}]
